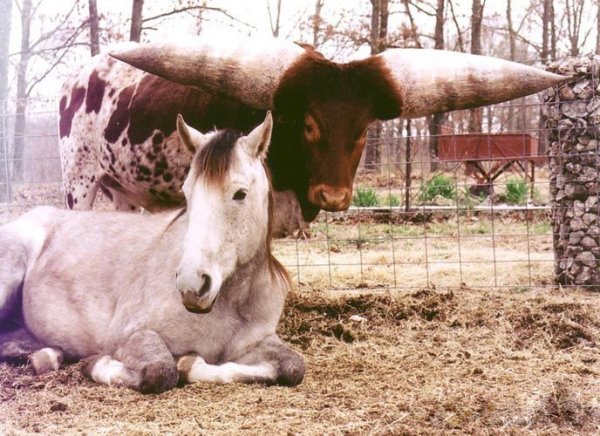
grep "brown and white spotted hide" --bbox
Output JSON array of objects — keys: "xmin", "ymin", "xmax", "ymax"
[{"xmin": 58, "ymin": 55, "xmax": 262, "ymax": 210}]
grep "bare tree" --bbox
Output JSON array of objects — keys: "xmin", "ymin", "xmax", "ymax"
[
  {"xmin": 13, "ymin": 0, "xmax": 33, "ymax": 182},
  {"xmin": 506, "ymin": 0, "xmax": 516, "ymax": 60},
  {"xmin": 370, "ymin": 0, "xmax": 389, "ymax": 55},
  {"xmin": 365, "ymin": 0, "xmax": 389, "ymax": 171},
  {"xmin": 468, "ymin": 0, "xmax": 484, "ymax": 133},
  {"xmin": 12, "ymin": 0, "xmax": 87, "ymax": 182},
  {"xmin": 541, "ymin": 0, "xmax": 552, "ymax": 62},
  {"xmin": 88, "ymin": 0, "xmax": 100, "ymax": 55},
  {"xmin": 130, "ymin": 0, "xmax": 144, "ymax": 42},
  {"xmin": 428, "ymin": 0, "xmax": 445, "ymax": 171},
  {"xmin": 312, "ymin": 0, "xmax": 324, "ymax": 47},
  {"xmin": 563, "ymin": 0, "xmax": 591, "ymax": 56},
  {"xmin": 550, "ymin": 1, "xmax": 557, "ymax": 59},
  {"xmin": 0, "ymin": 0, "xmax": 11, "ymax": 201},
  {"xmin": 504, "ymin": 0, "xmax": 517, "ymax": 132},
  {"xmin": 267, "ymin": 0, "xmax": 282, "ymax": 38},
  {"xmin": 402, "ymin": 0, "xmax": 423, "ymax": 48},
  {"xmin": 597, "ymin": 0, "xmax": 600, "ymax": 54},
  {"xmin": 447, "ymin": 0, "xmax": 465, "ymax": 52}
]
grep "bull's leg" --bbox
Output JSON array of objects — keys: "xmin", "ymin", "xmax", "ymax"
[
  {"xmin": 82, "ymin": 330, "xmax": 178, "ymax": 394},
  {"xmin": 62, "ymin": 173, "xmax": 100, "ymax": 210},
  {"xmin": 61, "ymin": 136, "xmax": 102, "ymax": 210},
  {"xmin": 107, "ymin": 189, "xmax": 139, "ymax": 212},
  {"xmin": 177, "ymin": 334, "xmax": 304, "ymax": 386}
]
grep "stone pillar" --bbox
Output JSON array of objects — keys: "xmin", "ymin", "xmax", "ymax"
[{"xmin": 544, "ymin": 55, "xmax": 600, "ymax": 289}]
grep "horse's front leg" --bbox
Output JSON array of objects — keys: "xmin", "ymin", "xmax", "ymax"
[
  {"xmin": 177, "ymin": 334, "xmax": 305, "ymax": 387},
  {"xmin": 82, "ymin": 330, "xmax": 178, "ymax": 394}
]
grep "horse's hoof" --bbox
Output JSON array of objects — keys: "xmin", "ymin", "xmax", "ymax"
[
  {"xmin": 139, "ymin": 362, "xmax": 178, "ymax": 394},
  {"xmin": 29, "ymin": 348, "xmax": 64, "ymax": 375}
]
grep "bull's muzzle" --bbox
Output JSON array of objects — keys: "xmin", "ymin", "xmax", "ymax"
[{"xmin": 308, "ymin": 184, "xmax": 351, "ymax": 211}]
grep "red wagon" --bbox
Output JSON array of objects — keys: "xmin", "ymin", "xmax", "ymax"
[{"xmin": 437, "ymin": 133, "xmax": 539, "ymax": 196}]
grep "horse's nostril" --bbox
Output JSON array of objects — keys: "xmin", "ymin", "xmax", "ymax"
[{"xmin": 199, "ymin": 274, "xmax": 211, "ymax": 296}]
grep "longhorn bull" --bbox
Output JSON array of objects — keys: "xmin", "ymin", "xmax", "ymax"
[{"xmin": 58, "ymin": 38, "xmax": 564, "ymax": 235}]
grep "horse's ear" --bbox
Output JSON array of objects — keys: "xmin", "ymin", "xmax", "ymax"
[
  {"xmin": 176, "ymin": 114, "xmax": 209, "ymax": 153},
  {"xmin": 245, "ymin": 111, "xmax": 273, "ymax": 159}
]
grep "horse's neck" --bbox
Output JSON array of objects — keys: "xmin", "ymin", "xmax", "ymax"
[{"xmin": 220, "ymin": 247, "xmax": 287, "ymax": 320}]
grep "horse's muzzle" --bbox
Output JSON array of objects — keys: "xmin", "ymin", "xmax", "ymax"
[{"xmin": 181, "ymin": 290, "xmax": 215, "ymax": 314}]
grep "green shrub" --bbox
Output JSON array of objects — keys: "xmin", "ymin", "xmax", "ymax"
[
  {"xmin": 352, "ymin": 188, "xmax": 380, "ymax": 207},
  {"xmin": 505, "ymin": 178, "xmax": 528, "ymax": 205},
  {"xmin": 383, "ymin": 194, "xmax": 400, "ymax": 207},
  {"xmin": 419, "ymin": 173, "xmax": 456, "ymax": 202}
]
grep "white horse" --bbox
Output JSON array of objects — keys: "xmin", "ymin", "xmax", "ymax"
[{"xmin": 0, "ymin": 112, "xmax": 304, "ymax": 393}]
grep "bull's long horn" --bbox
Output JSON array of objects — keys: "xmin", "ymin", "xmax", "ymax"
[
  {"xmin": 109, "ymin": 38, "xmax": 306, "ymax": 109},
  {"xmin": 377, "ymin": 49, "xmax": 567, "ymax": 118}
]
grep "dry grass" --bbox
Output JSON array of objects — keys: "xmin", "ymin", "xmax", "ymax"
[
  {"xmin": 274, "ymin": 212, "xmax": 554, "ymax": 291},
  {"xmin": 2, "ymin": 287, "xmax": 600, "ymax": 435}
]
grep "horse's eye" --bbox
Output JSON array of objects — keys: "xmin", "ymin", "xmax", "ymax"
[{"xmin": 233, "ymin": 189, "xmax": 247, "ymax": 201}]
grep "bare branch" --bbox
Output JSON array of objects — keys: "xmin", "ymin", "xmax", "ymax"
[
  {"xmin": 403, "ymin": 0, "xmax": 422, "ymax": 48},
  {"xmin": 403, "ymin": 0, "xmax": 436, "ymax": 17},
  {"xmin": 447, "ymin": 0, "xmax": 465, "ymax": 52},
  {"xmin": 26, "ymin": 20, "xmax": 87, "ymax": 96},
  {"xmin": 29, "ymin": 0, "xmax": 79, "ymax": 51},
  {"xmin": 142, "ymin": 5, "xmax": 253, "ymax": 28}
]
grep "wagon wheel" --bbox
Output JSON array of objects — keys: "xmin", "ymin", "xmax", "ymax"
[{"xmin": 464, "ymin": 159, "xmax": 510, "ymax": 197}]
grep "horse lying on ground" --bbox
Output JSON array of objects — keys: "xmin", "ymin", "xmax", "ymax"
[{"xmin": 0, "ymin": 112, "xmax": 304, "ymax": 393}]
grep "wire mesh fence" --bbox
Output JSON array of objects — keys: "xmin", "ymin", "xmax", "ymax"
[{"xmin": 0, "ymin": 95, "xmax": 557, "ymax": 292}]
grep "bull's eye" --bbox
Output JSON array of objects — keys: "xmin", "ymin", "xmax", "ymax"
[
  {"xmin": 233, "ymin": 189, "xmax": 247, "ymax": 201},
  {"xmin": 304, "ymin": 123, "xmax": 313, "ymax": 135}
]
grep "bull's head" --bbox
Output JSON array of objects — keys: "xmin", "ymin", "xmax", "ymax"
[{"xmin": 110, "ymin": 38, "xmax": 565, "ymax": 217}]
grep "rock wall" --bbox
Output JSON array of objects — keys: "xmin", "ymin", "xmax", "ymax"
[{"xmin": 545, "ymin": 55, "xmax": 600, "ymax": 288}]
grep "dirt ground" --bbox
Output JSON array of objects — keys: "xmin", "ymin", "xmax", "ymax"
[{"xmin": 2, "ymin": 287, "xmax": 600, "ymax": 435}]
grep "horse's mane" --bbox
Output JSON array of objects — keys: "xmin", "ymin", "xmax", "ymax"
[
  {"xmin": 192, "ymin": 129, "xmax": 242, "ymax": 185},
  {"xmin": 264, "ymin": 164, "xmax": 292, "ymax": 292}
]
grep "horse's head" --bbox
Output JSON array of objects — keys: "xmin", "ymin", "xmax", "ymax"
[{"xmin": 174, "ymin": 112, "xmax": 273, "ymax": 313}]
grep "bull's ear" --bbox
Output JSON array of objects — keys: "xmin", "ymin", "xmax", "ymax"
[
  {"xmin": 244, "ymin": 111, "xmax": 273, "ymax": 159},
  {"xmin": 374, "ymin": 49, "xmax": 568, "ymax": 118},
  {"xmin": 176, "ymin": 114, "xmax": 209, "ymax": 153}
]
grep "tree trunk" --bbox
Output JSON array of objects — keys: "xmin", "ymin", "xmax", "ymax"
[
  {"xmin": 13, "ymin": 0, "xmax": 32, "ymax": 184},
  {"xmin": 542, "ymin": 0, "xmax": 551, "ymax": 63},
  {"xmin": 130, "ymin": 0, "xmax": 144, "ymax": 42},
  {"xmin": 429, "ymin": 0, "xmax": 445, "ymax": 171},
  {"xmin": 365, "ymin": 0, "xmax": 389, "ymax": 171},
  {"xmin": 0, "ymin": 0, "xmax": 12, "ymax": 202},
  {"xmin": 312, "ymin": 0, "xmax": 324, "ymax": 48},
  {"xmin": 550, "ymin": 0, "xmax": 556, "ymax": 60},
  {"xmin": 267, "ymin": 0, "xmax": 282, "ymax": 38},
  {"xmin": 88, "ymin": 0, "xmax": 100, "ymax": 55},
  {"xmin": 597, "ymin": 0, "xmax": 600, "ymax": 54},
  {"xmin": 468, "ymin": 0, "xmax": 483, "ymax": 133},
  {"xmin": 506, "ymin": 0, "xmax": 516, "ymax": 132},
  {"xmin": 539, "ymin": 0, "xmax": 554, "ymax": 155}
]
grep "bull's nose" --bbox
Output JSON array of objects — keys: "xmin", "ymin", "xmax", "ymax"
[{"xmin": 309, "ymin": 185, "xmax": 351, "ymax": 211}]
